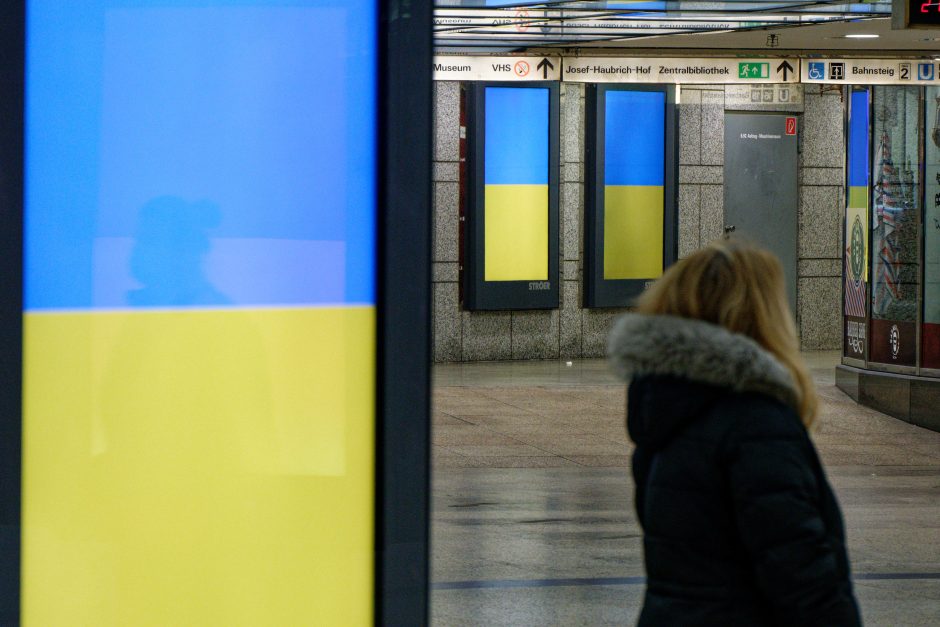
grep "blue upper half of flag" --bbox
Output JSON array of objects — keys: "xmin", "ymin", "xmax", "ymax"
[
  {"xmin": 485, "ymin": 87, "xmax": 549, "ymax": 186},
  {"xmin": 604, "ymin": 90, "xmax": 665, "ymax": 187},
  {"xmin": 25, "ymin": 0, "xmax": 377, "ymax": 310},
  {"xmin": 849, "ymin": 90, "xmax": 870, "ymax": 188}
]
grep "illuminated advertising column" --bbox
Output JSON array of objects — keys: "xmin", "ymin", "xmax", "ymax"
[
  {"xmin": 844, "ymin": 88, "xmax": 870, "ymax": 361},
  {"xmin": 13, "ymin": 1, "xmax": 432, "ymax": 624}
]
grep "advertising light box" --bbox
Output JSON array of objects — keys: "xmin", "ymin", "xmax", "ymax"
[
  {"xmin": 584, "ymin": 84, "xmax": 677, "ymax": 307},
  {"xmin": 844, "ymin": 87, "xmax": 870, "ymax": 361},
  {"xmin": 464, "ymin": 83, "xmax": 560, "ymax": 310}
]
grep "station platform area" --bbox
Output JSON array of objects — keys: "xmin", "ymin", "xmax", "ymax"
[{"xmin": 430, "ymin": 353, "xmax": 940, "ymax": 626}]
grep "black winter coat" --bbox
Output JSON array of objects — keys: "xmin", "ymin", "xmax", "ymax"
[{"xmin": 609, "ymin": 314, "xmax": 862, "ymax": 627}]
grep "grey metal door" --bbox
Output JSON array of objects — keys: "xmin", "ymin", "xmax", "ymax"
[{"xmin": 724, "ymin": 112, "xmax": 799, "ymax": 312}]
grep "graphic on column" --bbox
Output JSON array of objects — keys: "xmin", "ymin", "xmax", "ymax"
[
  {"xmin": 872, "ymin": 131, "xmax": 904, "ymax": 317},
  {"xmin": 869, "ymin": 87, "xmax": 919, "ymax": 365},
  {"xmin": 845, "ymin": 90, "xmax": 869, "ymax": 321}
]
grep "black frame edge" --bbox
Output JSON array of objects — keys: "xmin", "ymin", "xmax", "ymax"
[
  {"xmin": 464, "ymin": 81, "xmax": 560, "ymax": 311},
  {"xmin": 377, "ymin": 0, "xmax": 432, "ymax": 624},
  {"xmin": 0, "ymin": 1, "xmax": 24, "ymax": 624},
  {"xmin": 665, "ymin": 85, "xmax": 679, "ymax": 273},
  {"xmin": 583, "ymin": 84, "xmax": 600, "ymax": 307}
]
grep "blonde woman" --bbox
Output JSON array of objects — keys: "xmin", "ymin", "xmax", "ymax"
[{"xmin": 608, "ymin": 240, "xmax": 861, "ymax": 626}]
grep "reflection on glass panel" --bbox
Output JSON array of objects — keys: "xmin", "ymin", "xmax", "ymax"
[
  {"xmin": 925, "ymin": 86, "xmax": 940, "ymax": 368},
  {"xmin": 870, "ymin": 86, "xmax": 921, "ymax": 365}
]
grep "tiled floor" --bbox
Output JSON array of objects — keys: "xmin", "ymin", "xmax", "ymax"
[{"xmin": 431, "ymin": 352, "xmax": 940, "ymax": 626}]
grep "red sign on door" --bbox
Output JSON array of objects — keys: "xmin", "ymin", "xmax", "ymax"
[{"xmin": 785, "ymin": 117, "xmax": 797, "ymax": 135}]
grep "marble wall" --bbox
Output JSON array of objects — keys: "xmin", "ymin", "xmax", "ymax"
[
  {"xmin": 680, "ymin": 83, "xmax": 846, "ymax": 350},
  {"xmin": 432, "ymin": 81, "xmax": 846, "ymax": 362},
  {"xmin": 797, "ymin": 84, "xmax": 846, "ymax": 350}
]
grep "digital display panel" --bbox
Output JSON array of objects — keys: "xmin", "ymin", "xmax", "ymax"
[
  {"xmin": 584, "ymin": 85, "xmax": 675, "ymax": 308},
  {"xmin": 844, "ymin": 88, "xmax": 870, "ymax": 360},
  {"xmin": 907, "ymin": 0, "xmax": 940, "ymax": 26},
  {"xmin": 484, "ymin": 87, "xmax": 549, "ymax": 282},
  {"xmin": 464, "ymin": 82, "xmax": 559, "ymax": 311},
  {"xmin": 23, "ymin": 1, "xmax": 376, "ymax": 623},
  {"xmin": 603, "ymin": 90, "xmax": 665, "ymax": 280}
]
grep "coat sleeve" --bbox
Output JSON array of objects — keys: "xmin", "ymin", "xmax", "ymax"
[{"xmin": 722, "ymin": 403, "xmax": 862, "ymax": 626}]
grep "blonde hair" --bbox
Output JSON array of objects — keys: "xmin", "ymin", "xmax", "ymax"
[{"xmin": 635, "ymin": 239, "xmax": 818, "ymax": 428}]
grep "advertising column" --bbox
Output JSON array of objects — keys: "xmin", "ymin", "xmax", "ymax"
[{"xmin": 844, "ymin": 88, "xmax": 870, "ymax": 361}]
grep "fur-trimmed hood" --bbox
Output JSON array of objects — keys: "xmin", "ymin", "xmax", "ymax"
[{"xmin": 608, "ymin": 313, "xmax": 799, "ymax": 411}]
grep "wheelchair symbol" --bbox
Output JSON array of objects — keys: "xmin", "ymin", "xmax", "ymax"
[{"xmin": 808, "ymin": 63, "xmax": 825, "ymax": 80}]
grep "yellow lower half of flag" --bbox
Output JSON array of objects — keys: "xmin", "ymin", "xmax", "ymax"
[
  {"xmin": 485, "ymin": 184, "xmax": 548, "ymax": 282},
  {"xmin": 21, "ymin": 306, "xmax": 375, "ymax": 626},
  {"xmin": 604, "ymin": 186, "xmax": 664, "ymax": 280},
  {"xmin": 848, "ymin": 186, "xmax": 869, "ymax": 211}
]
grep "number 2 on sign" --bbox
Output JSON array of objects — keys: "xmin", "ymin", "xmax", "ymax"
[{"xmin": 921, "ymin": 1, "xmax": 940, "ymax": 12}]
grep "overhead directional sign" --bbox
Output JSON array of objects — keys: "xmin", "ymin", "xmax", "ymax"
[
  {"xmin": 802, "ymin": 58, "xmax": 940, "ymax": 84},
  {"xmin": 434, "ymin": 56, "xmax": 940, "ymax": 86},
  {"xmin": 433, "ymin": 55, "xmax": 561, "ymax": 81},
  {"xmin": 563, "ymin": 57, "xmax": 800, "ymax": 84}
]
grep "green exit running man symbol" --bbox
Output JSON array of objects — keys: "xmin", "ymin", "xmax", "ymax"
[{"xmin": 738, "ymin": 62, "xmax": 769, "ymax": 79}]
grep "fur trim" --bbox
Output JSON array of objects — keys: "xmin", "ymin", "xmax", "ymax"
[{"xmin": 607, "ymin": 314, "xmax": 798, "ymax": 409}]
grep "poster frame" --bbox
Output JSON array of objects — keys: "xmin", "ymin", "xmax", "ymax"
[
  {"xmin": 583, "ymin": 83, "xmax": 678, "ymax": 308},
  {"xmin": 463, "ymin": 81, "xmax": 560, "ymax": 311}
]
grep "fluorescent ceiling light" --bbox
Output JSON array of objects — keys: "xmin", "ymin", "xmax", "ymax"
[{"xmin": 845, "ymin": 33, "xmax": 879, "ymax": 38}]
